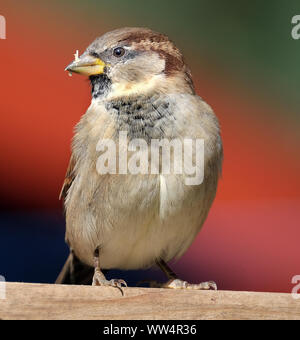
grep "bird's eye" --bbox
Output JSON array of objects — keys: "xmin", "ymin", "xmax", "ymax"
[{"xmin": 113, "ymin": 47, "xmax": 125, "ymax": 58}]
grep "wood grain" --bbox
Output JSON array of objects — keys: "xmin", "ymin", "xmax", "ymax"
[{"xmin": 0, "ymin": 282, "xmax": 299, "ymax": 320}]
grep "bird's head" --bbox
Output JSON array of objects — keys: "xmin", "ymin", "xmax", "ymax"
[{"xmin": 65, "ymin": 27, "xmax": 195, "ymax": 100}]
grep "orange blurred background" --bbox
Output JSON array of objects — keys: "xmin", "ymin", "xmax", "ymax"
[{"xmin": 0, "ymin": 0, "xmax": 299, "ymax": 292}]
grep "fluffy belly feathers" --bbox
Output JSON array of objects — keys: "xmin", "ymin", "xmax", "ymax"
[{"xmin": 65, "ymin": 170, "xmax": 214, "ymax": 269}]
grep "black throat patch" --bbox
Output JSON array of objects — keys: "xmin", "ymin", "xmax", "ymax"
[{"xmin": 89, "ymin": 74, "xmax": 112, "ymax": 99}]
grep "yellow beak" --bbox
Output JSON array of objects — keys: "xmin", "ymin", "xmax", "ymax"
[{"xmin": 65, "ymin": 54, "xmax": 106, "ymax": 76}]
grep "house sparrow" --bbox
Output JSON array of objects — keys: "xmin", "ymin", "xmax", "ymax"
[{"xmin": 56, "ymin": 27, "xmax": 223, "ymax": 293}]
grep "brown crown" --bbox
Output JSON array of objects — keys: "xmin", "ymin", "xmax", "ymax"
[{"xmin": 121, "ymin": 29, "xmax": 190, "ymax": 78}]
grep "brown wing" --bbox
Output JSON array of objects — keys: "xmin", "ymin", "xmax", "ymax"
[
  {"xmin": 57, "ymin": 156, "xmax": 98, "ymax": 285},
  {"xmin": 59, "ymin": 155, "xmax": 76, "ymax": 201}
]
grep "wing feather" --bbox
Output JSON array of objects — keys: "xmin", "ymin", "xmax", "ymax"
[{"xmin": 59, "ymin": 155, "xmax": 76, "ymax": 200}]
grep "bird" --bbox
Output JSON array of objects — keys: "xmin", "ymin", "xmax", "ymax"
[{"xmin": 56, "ymin": 27, "xmax": 223, "ymax": 293}]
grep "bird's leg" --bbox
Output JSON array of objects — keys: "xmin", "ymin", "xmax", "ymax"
[
  {"xmin": 156, "ymin": 259, "xmax": 178, "ymax": 280},
  {"xmin": 146, "ymin": 259, "xmax": 217, "ymax": 290},
  {"xmin": 92, "ymin": 247, "xmax": 127, "ymax": 295}
]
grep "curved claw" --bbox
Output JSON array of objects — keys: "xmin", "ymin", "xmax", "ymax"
[
  {"xmin": 208, "ymin": 281, "xmax": 218, "ymax": 291},
  {"xmin": 110, "ymin": 279, "xmax": 128, "ymax": 296},
  {"xmin": 111, "ymin": 279, "xmax": 127, "ymax": 288},
  {"xmin": 93, "ymin": 274, "xmax": 128, "ymax": 296}
]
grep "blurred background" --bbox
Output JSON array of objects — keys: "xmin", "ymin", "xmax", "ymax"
[{"xmin": 0, "ymin": 0, "xmax": 299, "ymax": 293}]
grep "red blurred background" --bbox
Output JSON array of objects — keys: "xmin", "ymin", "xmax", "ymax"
[{"xmin": 0, "ymin": 0, "xmax": 299, "ymax": 292}]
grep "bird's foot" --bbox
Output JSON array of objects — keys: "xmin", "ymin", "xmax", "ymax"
[
  {"xmin": 92, "ymin": 247, "xmax": 127, "ymax": 295},
  {"xmin": 92, "ymin": 273, "xmax": 127, "ymax": 295},
  {"xmin": 145, "ymin": 278, "xmax": 217, "ymax": 290}
]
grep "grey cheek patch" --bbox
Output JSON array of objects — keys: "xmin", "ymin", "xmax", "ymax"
[{"xmin": 124, "ymin": 50, "xmax": 140, "ymax": 61}]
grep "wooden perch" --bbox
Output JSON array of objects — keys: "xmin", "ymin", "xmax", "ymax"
[{"xmin": 0, "ymin": 282, "xmax": 299, "ymax": 320}]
